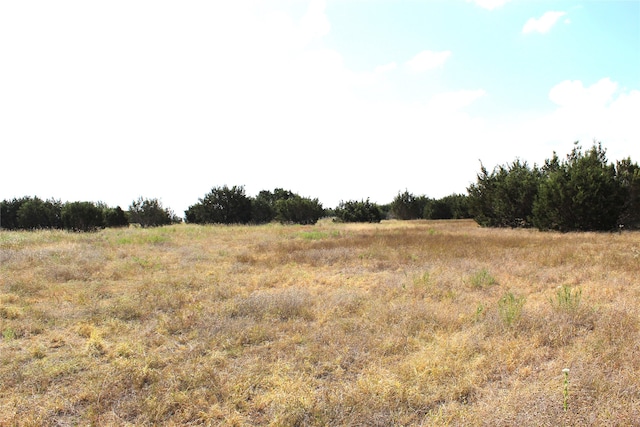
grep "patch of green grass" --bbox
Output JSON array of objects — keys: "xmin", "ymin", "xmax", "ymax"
[
  {"xmin": 403, "ymin": 271, "xmax": 434, "ymax": 299},
  {"xmin": 551, "ymin": 285, "xmax": 582, "ymax": 312},
  {"xmin": 116, "ymin": 236, "xmax": 133, "ymax": 245},
  {"xmin": 131, "ymin": 256, "xmax": 155, "ymax": 269},
  {"xmin": 468, "ymin": 268, "xmax": 497, "ymax": 288},
  {"xmin": 116, "ymin": 233, "xmax": 169, "ymax": 245},
  {"xmin": 498, "ymin": 291, "xmax": 525, "ymax": 327},
  {"xmin": 299, "ymin": 231, "xmax": 329, "ymax": 240},
  {"xmin": 2, "ymin": 327, "xmax": 16, "ymax": 340}
]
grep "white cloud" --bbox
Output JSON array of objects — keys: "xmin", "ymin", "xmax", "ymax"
[
  {"xmin": 375, "ymin": 62, "xmax": 397, "ymax": 74},
  {"xmin": 429, "ymin": 89, "xmax": 487, "ymax": 111},
  {"xmin": 406, "ymin": 50, "xmax": 451, "ymax": 73},
  {"xmin": 299, "ymin": 0, "xmax": 331, "ymax": 44},
  {"xmin": 541, "ymin": 78, "xmax": 639, "ymax": 158},
  {"xmin": 486, "ymin": 78, "xmax": 639, "ymax": 165},
  {"xmin": 522, "ymin": 11, "xmax": 567, "ymax": 34},
  {"xmin": 549, "ymin": 78, "xmax": 617, "ymax": 108},
  {"xmin": 467, "ymin": 0, "xmax": 511, "ymax": 10}
]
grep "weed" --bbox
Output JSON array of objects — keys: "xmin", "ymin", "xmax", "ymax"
[
  {"xmin": 85, "ymin": 330, "xmax": 106, "ymax": 357},
  {"xmin": 468, "ymin": 268, "xmax": 497, "ymax": 288},
  {"xmin": 2, "ymin": 327, "xmax": 16, "ymax": 340},
  {"xmin": 406, "ymin": 271, "xmax": 433, "ymax": 298},
  {"xmin": 474, "ymin": 303, "xmax": 485, "ymax": 322},
  {"xmin": 0, "ymin": 306, "xmax": 21, "ymax": 320},
  {"xmin": 131, "ymin": 256, "xmax": 154, "ymax": 269},
  {"xmin": 498, "ymin": 292, "xmax": 525, "ymax": 327},
  {"xmin": 551, "ymin": 285, "xmax": 582, "ymax": 312},
  {"xmin": 300, "ymin": 231, "xmax": 329, "ymax": 240},
  {"xmin": 30, "ymin": 346, "xmax": 46, "ymax": 359},
  {"xmin": 562, "ymin": 368, "xmax": 570, "ymax": 411}
]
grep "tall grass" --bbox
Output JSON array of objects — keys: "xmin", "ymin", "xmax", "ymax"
[{"xmin": 1, "ymin": 220, "xmax": 639, "ymax": 425}]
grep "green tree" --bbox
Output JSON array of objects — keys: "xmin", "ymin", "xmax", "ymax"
[
  {"xmin": 248, "ymin": 188, "xmax": 297, "ymax": 224},
  {"xmin": 616, "ymin": 157, "xmax": 640, "ymax": 229},
  {"xmin": 185, "ymin": 185, "xmax": 252, "ymax": 224},
  {"xmin": 251, "ymin": 191, "xmax": 276, "ymax": 224},
  {"xmin": 275, "ymin": 196, "xmax": 324, "ymax": 225},
  {"xmin": 335, "ymin": 199, "xmax": 382, "ymax": 223},
  {"xmin": 390, "ymin": 190, "xmax": 425, "ymax": 220},
  {"xmin": 104, "ymin": 206, "xmax": 129, "ymax": 228},
  {"xmin": 533, "ymin": 142, "xmax": 624, "ymax": 231},
  {"xmin": 468, "ymin": 160, "xmax": 541, "ymax": 227},
  {"xmin": 62, "ymin": 202, "xmax": 105, "ymax": 232},
  {"xmin": 1, "ymin": 197, "xmax": 32, "ymax": 230},
  {"xmin": 129, "ymin": 197, "xmax": 176, "ymax": 228},
  {"xmin": 16, "ymin": 197, "xmax": 63, "ymax": 230},
  {"xmin": 424, "ymin": 194, "xmax": 471, "ymax": 220}
]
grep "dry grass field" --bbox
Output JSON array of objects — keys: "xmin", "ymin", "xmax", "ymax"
[{"xmin": 1, "ymin": 219, "xmax": 639, "ymax": 426}]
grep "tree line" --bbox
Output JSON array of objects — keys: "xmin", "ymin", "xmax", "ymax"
[
  {"xmin": 0, "ymin": 197, "xmax": 180, "ymax": 231},
  {"xmin": 0, "ymin": 186, "xmax": 469, "ymax": 231},
  {"xmin": 467, "ymin": 142, "xmax": 640, "ymax": 231},
  {"xmin": 2, "ymin": 141, "xmax": 637, "ymax": 232}
]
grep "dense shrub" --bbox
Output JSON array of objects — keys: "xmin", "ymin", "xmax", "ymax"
[
  {"xmin": 390, "ymin": 190, "xmax": 427, "ymax": 220},
  {"xmin": 1, "ymin": 197, "xmax": 31, "ymax": 230},
  {"xmin": 185, "ymin": 185, "xmax": 252, "ymax": 224},
  {"xmin": 469, "ymin": 142, "xmax": 639, "ymax": 231},
  {"xmin": 616, "ymin": 158, "xmax": 640, "ymax": 229},
  {"xmin": 533, "ymin": 143, "xmax": 624, "ymax": 231},
  {"xmin": 62, "ymin": 202, "xmax": 105, "ymax": 232},
  {"xmin": 16, "ymin": 197, "xmax": 63, "ymax": 230},
  {"xmin": 334, "ymin": 199, "xmax": 382, "ymax": 223},
  {"xmin": 2, "ymin": 198, "xmax": 132, "ymax": 230},
  {"xmin": 467, "ymin": 160, "xmax": 541, "ymax": 227},
  {"xmin": 249, "ymin": 188, "xmax": 297, "ymax": 224},
  {"xmin": 275, "ymin": 196, "xmax": 324, "ymax": 225},
  {"xmin": 424, "ymin": 194, "xmax": 472, "ymax": 220},
  {"xmin": 104, "ymin": 206, "xmax": 129, "ymax": 228},
  {"xmin": 129, "ymin": 197, "xmax": 177, "ymax": 228},
  {"xmin": 251, "ymin": 193, "xmax": 276, "ymax": 224}
]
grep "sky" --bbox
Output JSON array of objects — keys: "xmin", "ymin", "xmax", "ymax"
[{"xmin": 1, "ymin": 0, "xmax": 639, "ymax": 216}]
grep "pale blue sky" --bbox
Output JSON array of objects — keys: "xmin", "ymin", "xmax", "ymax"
[{"xmin": 1, "ymin": 0, "xmax": 638, "ymax": 215}]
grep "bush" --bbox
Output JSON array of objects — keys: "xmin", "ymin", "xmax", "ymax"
[
  {"xmin": 334, "ymin": 199, "xmax": 382, "ymax": 223},
  {"xmin": 615, "ymin": 158, "xmax": 640, "ymax": 229},
  {"xmin": 185, "ymin": 185, "xmax": 252, "ymax": 224},
  {"xmin": 1, "ymin": 197, "xmax": 31, "ymax": 230},
  {"xmin": 390, "ymin": 190, "xmax": 427, "ymax": 220},
  {"xmin": 424, "ymin": 194, "xmax": 471, "ymax": 220},
  {"xmin": 16, "ymin": 197, "xmax": 63, "ymax": 230},
  {"xmin": 469, "ymin": 142, "xmax": 637, "ymax": 231},
  {"xmin": 129, "ymin": 197, "xmax": 177, "ymax": 228},
  {"xmin": 468, "ymin": 160, "xmax": 541, "ymax": 227},
  {"xmin": 251, "ymin": 194, "xmax": 276, "ymax": 224},
  {"xmin": 62, "ymin": 202, "xmax": 105, "ymax": 232},
  {"xmin": 533, "ymin": 142, "xmax": 624, "ymax": 231},
  {"xmin": 275, "ymin": 196, "xmax": 324, "ymax": 225},
  {"xmin": 249, "ymin": 188, "xmax": 298, "ymax": 224},
  {"xmin": 104, "ymin": 206, "xmax": 129, "ymax": 228}
]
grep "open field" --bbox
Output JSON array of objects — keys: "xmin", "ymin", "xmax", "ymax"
[{"xmin": 1, "ymin": 219, "xmax": 639, "ymax": 426}]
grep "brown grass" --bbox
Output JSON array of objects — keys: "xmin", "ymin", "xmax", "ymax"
[{"xmin": 1, "ymin": 220, "xmax": 639, "ymax": 426}]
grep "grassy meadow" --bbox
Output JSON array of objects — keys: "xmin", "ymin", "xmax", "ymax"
[{"xmin": 1, "ymin": 219, "xmax": 639, "ymax": 426}]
